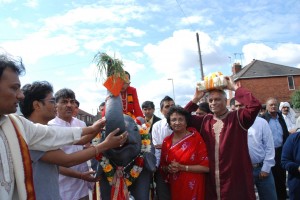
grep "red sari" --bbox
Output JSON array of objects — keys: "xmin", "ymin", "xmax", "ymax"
[{"xmin": 160, "ymin": 127, "xmax": 209, "ymax": 200}]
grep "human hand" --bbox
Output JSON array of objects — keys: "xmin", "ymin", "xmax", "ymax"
[
  {"xmin": 102, "ymin": 128, "xmax": 128, "ymax": 149},
  {"xmin": 92, "ymin": 118, "xmax": 106, "ymax": 133},
  {"xmin": 168, "ymin": 161, "xmax": 181, "ymax": 173},
  {"xmin": 259, "ymin": 171, "xmax": 269, "ymax": 179},
  {"xmin": 192, "ymin": 88, "xmax": 205, "ymax": 104},
  {"xmin": 80, "ymin": 170, "xmax": 100, "ymax": 182},
  {"xmin": 225, "ymin": 76, "xmax": 239, "ymax": 91}
]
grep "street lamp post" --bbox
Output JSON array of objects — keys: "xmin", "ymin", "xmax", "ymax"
[{"xmin": 167, "ymin": 78, "xmax": 175, "ymax": 102}]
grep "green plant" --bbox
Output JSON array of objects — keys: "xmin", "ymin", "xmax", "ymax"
[
  {"xmin": 291, "ymin": 90, "xmax": 300, "ymax": 109},
  {"xmin": 93, "ymin": 52, "xmax": 126, "ymax": 82}
]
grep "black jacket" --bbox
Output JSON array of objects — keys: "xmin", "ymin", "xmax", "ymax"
[{"xmin": 149, "ymin": 115, "xmax": 161, "ymax": 134}]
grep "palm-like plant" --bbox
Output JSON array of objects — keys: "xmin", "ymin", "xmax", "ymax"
[
  {"xmin": 93, "ymin": 52, "xmax": 127, "ymax": 96},
  {"xmin": 93, "ymin": 52, "xmax": 126, "ymax": 81}
]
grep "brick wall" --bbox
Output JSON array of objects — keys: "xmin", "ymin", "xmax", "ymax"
[{"xmin": 236, "ymin": 76, "xmax": 300, "ymax": 104}]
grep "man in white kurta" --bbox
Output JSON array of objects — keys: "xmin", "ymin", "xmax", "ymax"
[
  {"xmin": 49, "ymin": 116, "xmax": 91, "ymax": 200},
  {"xmin": 0, "ymin": 114, "xmax": 83, "ymax": 199},
  {"xmin": 151, "ymin": 96, "xmax": 175, "ymax": 200},
  {"xmin": 48, "ymin": 88, "xmax": 95, "ymax": 200},
  {"xmin": 0, "ymin": 54, "xmax": 103, "ymax": 200}
]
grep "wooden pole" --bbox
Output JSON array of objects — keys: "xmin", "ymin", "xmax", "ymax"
[{"xmin": 196, "ymin": 32, "xmax": 204, "ymax": 80}]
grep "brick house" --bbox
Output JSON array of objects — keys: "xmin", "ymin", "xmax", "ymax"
[
  {"xmin": 75, "ymin": 109, "xmax": 95, "ymax": 126},
  {"xmin": 231, "ymin": 59, "xmax": 300, "ymax": 104}
]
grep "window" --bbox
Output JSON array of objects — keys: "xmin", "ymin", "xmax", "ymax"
[{"xmin": 288, "ymin": 76, "xmax": 295, "ymax": 90}]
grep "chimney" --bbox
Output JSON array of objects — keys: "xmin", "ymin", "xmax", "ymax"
[{"xmin": 232, "ymin": 63, "xmax": 242, "ymax": 75}]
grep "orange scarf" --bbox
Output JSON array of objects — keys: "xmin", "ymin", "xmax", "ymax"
[{"xmin": 8, "ymin": 115, "xmax": 36, "ymax": 200}]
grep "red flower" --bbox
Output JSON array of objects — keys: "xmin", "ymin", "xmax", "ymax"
[
  {"xmin": 135, "ymin": 156, "xmax": 144, "ymax": 167},
  {"xmin": 95, "ymin": 153, "xmax": 103, "ymax": 161}
]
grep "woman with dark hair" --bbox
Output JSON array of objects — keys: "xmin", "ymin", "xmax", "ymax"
[{"xmin": 160, "ymin": 106, "xmax": 209, "ymax": 200}]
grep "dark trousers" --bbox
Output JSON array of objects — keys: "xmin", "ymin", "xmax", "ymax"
[
  {"xmin": 272, "ymin": 147, "xmax": 287, "ymax": 200},
  {"xmin": 154, "ymin": 171, "xmax": 170, "ymax": 200}
]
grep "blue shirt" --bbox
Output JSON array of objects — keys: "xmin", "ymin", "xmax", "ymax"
[
  {"xmin": 269, "ymin": 115, "xmax": 284, "ymax": 148},
  {"xmin": 248, "ymin": 117, "xmax": 275, "ymax": 173}
]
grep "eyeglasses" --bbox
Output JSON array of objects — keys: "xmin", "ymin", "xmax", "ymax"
[
  {"xmin": 58, "ymin": 99, "xmax": 76, "ymax": 105},
  {"xmin": 41, "ymin": 98, "xmax": 56, "ymax": 104}
]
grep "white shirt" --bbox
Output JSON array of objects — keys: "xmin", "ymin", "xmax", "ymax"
[
  {"xmin": 151, "ymin": 118, "xmax": 172, "ymax": 167},
  {"xmin": 0, "ymin": 115, "xmax": 82, "ymax": 200},
  {"xmin": 248, "ymin": 117, "xmax": 275, "ymax": 173},
  {"xmin": 282, "ymin": 113, "xmax": 296, "ymax": 132},
  {"xmin": 48, "ymin": 116, "xmax": 89, "ymax": 200}
]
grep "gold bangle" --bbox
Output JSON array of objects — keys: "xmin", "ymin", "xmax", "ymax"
[{"xmin": 185, "ymin": 165, "xmax": 189, "ymax": 172}]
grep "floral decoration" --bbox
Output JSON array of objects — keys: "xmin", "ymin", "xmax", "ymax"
[{"xmin": 95, "ymin": 119, "xmax": 151, "ymax": 186}]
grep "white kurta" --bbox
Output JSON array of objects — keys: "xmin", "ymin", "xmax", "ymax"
[
  {"xmin": 48, "ymin": 116, "xmax": 90, "ymax": 200},
  {"xmin": 0, "ymin": 114, "xmax": 82, "ymax": 200},
  {"xmin": 151, "ymin": 118, "xmax": 172, "ymax": 167}
]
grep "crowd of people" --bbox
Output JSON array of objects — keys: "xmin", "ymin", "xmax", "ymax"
[{"xmin": 1, "ymin": 52, "xmax": 300, "ymax": 200}]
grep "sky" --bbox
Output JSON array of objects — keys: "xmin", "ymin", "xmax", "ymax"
[{"xmin": 1, "ymin": 0, "xmax": 300, "ymax": 117}]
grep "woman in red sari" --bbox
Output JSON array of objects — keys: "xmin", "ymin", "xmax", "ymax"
[{"xmin": 160, "ymin": 106, "xmax": 209, "ymax": 200}]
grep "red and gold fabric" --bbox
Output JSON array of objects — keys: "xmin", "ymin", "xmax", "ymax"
[
  {"xmin": 160, "ymin": 127, "xmax": 209, "ymax": 200},
  {"xmin": 121, "ymin": 86, "xmax": 143, "ymax": 118}
]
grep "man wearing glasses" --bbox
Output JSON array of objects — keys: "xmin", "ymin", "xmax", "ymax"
[
  {"xmin": 20, "ymin": 82, "xmax": 126, "ymax": 200},
  {"xmin": 0, "ymin": 54, "xmax": 127, "ymax": 199}
]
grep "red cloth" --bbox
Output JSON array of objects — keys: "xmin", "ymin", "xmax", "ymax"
[
  {"xmin": 121, "ymin": 86, "xmax": 143, "ymax": 118},
  {"xmin": 160, "ymin": 127, "xmax": 209, "ymax": 200},
  {"xmin": 185, "ymin": 87, "xmax": 261, "ymax": 200},
  {"xmin": 102, "ymin": 86, "xmax": 143, "ymax": 119},
  {"xmin": 111, "ymin": 167, "xmax": 129, "ymax": 200}
]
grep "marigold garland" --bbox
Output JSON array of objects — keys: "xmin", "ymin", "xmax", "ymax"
[{"xmin": 96, "ymin": 120, "xmax": 151, "ymax": 187}]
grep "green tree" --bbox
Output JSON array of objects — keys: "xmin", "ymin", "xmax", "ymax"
[{"xmin": 291, "ymin": 90, "xmax": 300, "ymax": 109}]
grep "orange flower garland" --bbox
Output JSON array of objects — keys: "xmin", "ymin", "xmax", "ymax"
[{"xmin": 95, "ymin": 120, "xmax": 151, "ymax": 187}]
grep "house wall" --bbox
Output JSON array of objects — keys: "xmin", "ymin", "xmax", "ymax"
[
  {"xmin": 76, "ymin": 109, "xmax": 96, "ymax": 126},
  {"xmin": 236, "ymin": 76, "xmax": 300, "ymax": 104}
]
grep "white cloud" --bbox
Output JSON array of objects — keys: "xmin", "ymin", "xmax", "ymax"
[
  {"xmin": 41, "ymin": 4, "xmax": 146, "ymax": 33},
  {"xmin": 243, "ymin": 43, "xmax": 300, "ymax": 68},
  {"xmin": 120, "ymin": 40, "xmax": 140, "ymax": 47},
  {"xmin": 6, "ymin": 17, "xmax": 19, "ymax": 28},
  {"xmin": 83, "ymin": 35, "xmax": 117, "ymax": 51},
  {"xmin": 0, "ymin": 0, "xmax": 13, "ymax": 3},
  {"xmin": 180, "ymin": 16, "xmax": 213, "ymax": 26},
  {"xmin": 144, "ymin": 29, "xmax": 224, "ymax": 77},
  {"xmin": 24, "ymin": 0, "xmax": 38, "ymax": 8},
  {"xmin": 125, "ymin": 27, "xmax": 145, "ymax": 37},
  {"xmin": 1, "ymin": 33, "xmax": 79, "ymax": 64}
]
